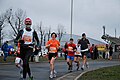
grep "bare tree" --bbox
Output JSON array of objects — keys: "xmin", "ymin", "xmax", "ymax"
[
  {"xmin": 0, "ymin": 13, "xmax": 6, "ymax": 46},
  {"xmin": 38, "ymin": 22, "xmax": 45, "ymax": 46},
  {"xmin": 4, "ymin": 8, "xmax": 26, "ymax": 38},
  {"xmin": 15, "ymin": 8, "xmax": 26, "ymax": 32},
  {"xmin": 47, "ymin": 26, "xmax": 51, "ymax": 41},
  {"xmin": 57, "ymin": 24, "xmax": 64, "ymax": 42}
]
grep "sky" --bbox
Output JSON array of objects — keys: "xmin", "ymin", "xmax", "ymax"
[{"xmin": 0, "ymin": 0, "xmax": 120, "ymax": 42}]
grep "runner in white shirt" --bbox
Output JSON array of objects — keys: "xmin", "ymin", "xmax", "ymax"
[{"xmin": 74, "ymin": 44, "xmax": 82, "ymax": 70}]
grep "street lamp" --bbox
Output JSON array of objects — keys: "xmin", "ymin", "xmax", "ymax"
[{"xmin": 70, "ymin": 0, "xmax": 73, "ymax": 38}]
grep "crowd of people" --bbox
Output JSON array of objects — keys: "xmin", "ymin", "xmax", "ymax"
[{"xmin": 0, "ymin": 17, "xmax": 117, "ymax": 80}]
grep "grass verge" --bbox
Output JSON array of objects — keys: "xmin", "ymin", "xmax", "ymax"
[
  {"xmin": 79, "ymin": 65, "xmax": 120, "ymax": 80},
  {"xmin": 0, "ymin": 56, "xmax": 65, "ymax": 63}
]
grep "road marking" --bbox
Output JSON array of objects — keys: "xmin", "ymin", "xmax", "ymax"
[
  {"xmin": 56, "ymin": 72, "xmax": 74, "ymax": 80},
  {"xmin": 74, "ymin": 71, "xmax": 88, "ymax": 80}
]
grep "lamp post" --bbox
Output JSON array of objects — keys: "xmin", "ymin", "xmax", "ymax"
[{"xmin": 70, "ymin": 0, "xmax": 73, "ymax": 38}]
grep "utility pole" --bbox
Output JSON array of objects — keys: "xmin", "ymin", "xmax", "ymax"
[
  {"xmin": 70, "ymin": 0, "xmax": 73, "ymax": 38},
  {"xmin": 103, "ymin": 26, "xmax": 105, "ymax": 35},
  {"xmin": 115, "ymin": 28, "xmax": 116, "ymax": 38}
]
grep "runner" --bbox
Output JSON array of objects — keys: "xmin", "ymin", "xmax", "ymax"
[
  {"xmin": 67, "ymin": 38, "xmax": 76, "ymax": 72},
  {"xmin": 46, "ymin": 32, "xmax": 60, "ymax": 78},
  {"xmin": 105, "ymin": 44, "xmax": 110, "ymax": 59},
  {"xmin": 14, "ymin": 18, "xmax": 40, "ymax": 80},
  {"xmin": 74, "ymin": 43, "xmax": 82, "ymax": 71},
  {"xmin": 14, "ymin": 40, "xmax": 23, "ymax": 79},
  {"xmin": 78, "ymin": 33, "xmax": 90, "ymax": 70}
]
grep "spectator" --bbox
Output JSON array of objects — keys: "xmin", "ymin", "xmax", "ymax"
[
  {"xmin": 63, "ymin": 42, "xmax": 68, "ymax": 60},
  {"xmin": 90, "ymin": 44, "xmax": 95, "ymax": 59},
  {"xmin": 109, "ymin": 45, "xmax": 113, "ymax": 60},
  {"xmin": 2, "ymin": 41, "xmax": 9, "ymax": 61},
  {"xmin": 94, "ymin": 45, "xmax": 98, "ymax": 59}
]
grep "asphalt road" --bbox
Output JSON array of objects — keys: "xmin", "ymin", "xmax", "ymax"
[{"xmin": 0, "ymin": 59, "xmax": 120, "ymax": 80}]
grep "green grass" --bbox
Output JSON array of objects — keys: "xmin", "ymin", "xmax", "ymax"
[
  {"xmin": 0, "ymin": 56, "xmax": 15, "ymax": 63},
  {"xmin": 39, "ymin": 56, "xmax": 65, "ymax": 62},
  {"xmin": 0, "ymin": 56, "xmax": 65, "ymax": 63},
  {"xmin": 79, "ymin": 65, "xmax": 120, "ymax": 80}
]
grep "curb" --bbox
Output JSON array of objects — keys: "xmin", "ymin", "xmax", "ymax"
[
  {"xmin": 74, "ymin": 71, "xmax": 88, "ymax": 80},
  {"xmin": 56, "ymin": 72, "xmax": 74, "ymax": 80}
]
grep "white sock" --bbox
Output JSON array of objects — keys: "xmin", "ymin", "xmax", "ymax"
[
  {"xmin": 18, "ymin": 64, "xmax": 23, "ymax": 72},
  {"xmin": 50, "ymin": 71, "xmax": 53, "ymax": 74},
  {"xmin": 54, "ymin": 70, "xmax": 57, "ymax": 74}
]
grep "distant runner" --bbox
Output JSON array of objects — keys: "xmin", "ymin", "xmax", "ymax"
[
  {"xmin": 78, "ymin": 33, "xmax": 90, "ymax": 70},
  {"xmin": 74, "ymin": 43, "xmax": 82, "ymax": 70},
  {"xmin": 67, "ymin": 38, "xmax": 76, "ymax": 72},
  {"xmin": 14, "ymin": 40, "xmax": 23, "ymax": 79}
]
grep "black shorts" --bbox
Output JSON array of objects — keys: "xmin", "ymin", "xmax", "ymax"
[
  {"xmin": 74, "ymin": 55, "xmax": 81, "ymax": 57},
  {"xmin": 48, "ymin": 53, "xmax": 57, "ymax": 60},
  {"xmin": 81, "ymin": 51, "xmax": 88, "ymax": 58}
]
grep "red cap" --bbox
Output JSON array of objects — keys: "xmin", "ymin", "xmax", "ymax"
[{"xmin": 25, "ymin": 18, "xmax": 32, "ymax": 25}]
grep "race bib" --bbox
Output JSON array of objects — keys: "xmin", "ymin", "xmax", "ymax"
[
  {"xmin": 50, "ymin": 47, "xmax": 57, "ymax": 53},
  {"xmin": 68, "ymin": 47, "xmax": 73, "ymax": 51},
  {"xmin": 23, "ymin": 35, "xmax": 32, "ymax": 42}
]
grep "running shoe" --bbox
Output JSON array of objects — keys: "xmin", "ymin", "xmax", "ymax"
[
  {"xmin": 29, "ymin": 76, "xmax": 33, "ymax": 80},
  {"xmin": 68, "ymin": 66, "xmax": 70, "ymax": 70},
  {"xmin": 53, "ymin": 73, "xmax": 56, "ymax": 78},
  {"xmin": 50, "ymin": 74, "xmax": 53, "ymax": 78},
  {"xmin": 86, "ymin": 62, "xmax": 89, "ymax": 68},
  {"xmin": 81, "ymin": 65, "xmax": 84, "ymax": 70},
  {"xmin": 70, "ymin": 65, "xmax": 73, "ymax": 72},
  {"xmin": 49, "ymin": 71, "xmax": 53, "ymax": 78},
  {"xmin": 20, "ymin": 70, "xmax": 23, "ymax": 78},
  {"xmin": 54, "ymin": 70, "xmax": 57, "ymax": 74}
]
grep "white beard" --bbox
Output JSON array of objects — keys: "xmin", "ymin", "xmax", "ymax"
[{"xmin": 26, "ymin": 25, "xmax": 31, "ymax": 28}]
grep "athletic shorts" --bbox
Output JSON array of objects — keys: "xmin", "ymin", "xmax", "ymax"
[
  {"xmin": 15, "ymin": 57, "xmax": 23, "ymax": 65},
  {"xmin": 48, "ymin": 53, "xmax": 57, "ymax": 60},
  {"xmin": 74, "ymin": 55, "xmax": 81, "ymax": 57},
  {"xmin": 81, "ymin": 51, "xmax": 88, "ymax": 58},
  {"xmin": 67, "ymin": 56, "xmax": 74, "ymax": 61}
]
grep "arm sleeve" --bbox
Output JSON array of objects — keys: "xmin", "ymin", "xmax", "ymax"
[
  {"xmin": 46, "ymin": 41, "xmax": 50, "ymax": 46},
  {"xmin": 73, "ymin": 44, "xmax": 77, "ymax": 50},
  {"xmin": 78, "ymin": 39, "xmax": 81, "ymax": 44},
  {"xmin": 14, "ymin": 30, "xmax": 23, "ymax": 44},
  {"xmin": 87, "ymin": 39, "xmax": 90, "ymax": 44},
  {"xmin": 33, "ymin": 30, "xmax": 40, "ymax": 46}
]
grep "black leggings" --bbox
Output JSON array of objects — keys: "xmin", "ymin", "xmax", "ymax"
[{"xmin": 21, "ymin": 46, "xmax": 33, "ymax": 78}]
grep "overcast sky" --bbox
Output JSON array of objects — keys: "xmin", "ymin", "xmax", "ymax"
[{"xmin": 0, "ymin": 0, "xmax": 120, "ymax": 42}]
